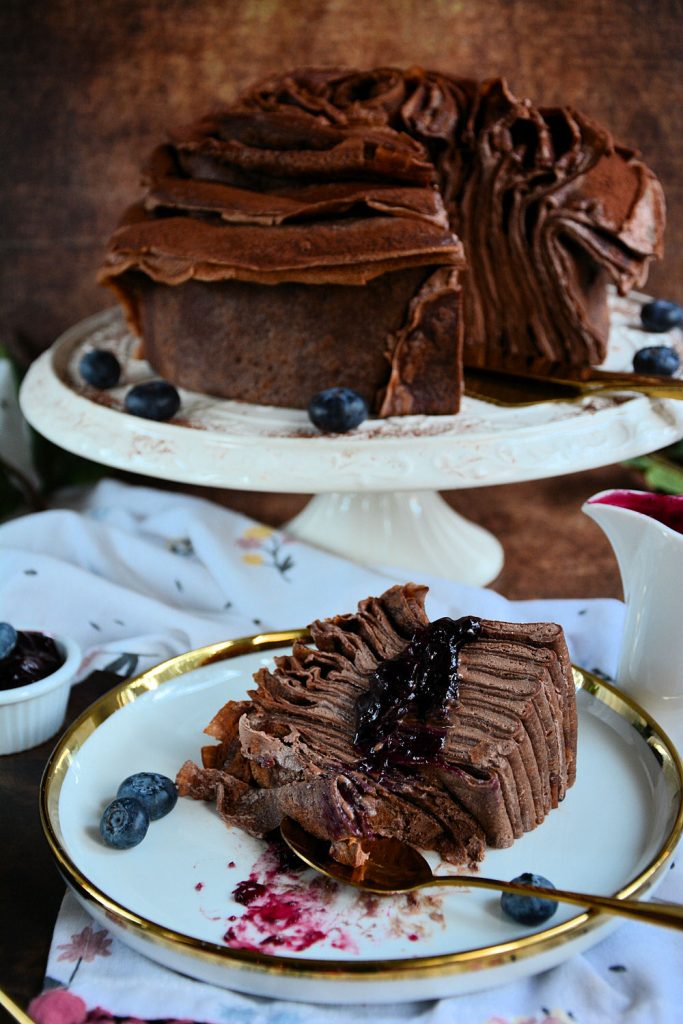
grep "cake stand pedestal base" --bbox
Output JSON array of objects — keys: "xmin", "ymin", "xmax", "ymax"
[{"xmin": 285, "ymin": 490, "xmax": 504, "ymax": 586}]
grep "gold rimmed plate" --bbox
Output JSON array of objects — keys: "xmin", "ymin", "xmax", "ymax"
[{"xmin": 40, "ymin": 633, "xmax": 683, "ymax": 1005}]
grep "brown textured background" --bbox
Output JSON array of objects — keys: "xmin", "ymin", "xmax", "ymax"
[{"xmin": 1, "ymin": 0, "xmax": 682, "ymax": 365}]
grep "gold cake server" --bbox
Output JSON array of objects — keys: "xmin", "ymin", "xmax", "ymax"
[{"xmin": 464, "ymin": 367, "xmax": 683, "ymax": 406}]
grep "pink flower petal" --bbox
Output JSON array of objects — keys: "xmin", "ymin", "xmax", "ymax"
[
  {"xmin": 28, "ymin": 989, "xmax": 87, "ymax": 1024},
  {"xmin": 57, "ymin": 926, "xmax": 112, "ymax": 963}
]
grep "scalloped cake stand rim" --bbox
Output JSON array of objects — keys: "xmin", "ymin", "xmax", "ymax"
[{"xmin": 18, "ymin": 300, "xmax": 683, "ymax": 585}]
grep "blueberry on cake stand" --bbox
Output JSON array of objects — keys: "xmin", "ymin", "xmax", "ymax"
[{"xmin": 19, "ymin": 294, "xmax": 683, "ymax": 586}]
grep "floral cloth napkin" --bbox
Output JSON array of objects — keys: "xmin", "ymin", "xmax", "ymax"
[{"xmin": 1, "ymin": 479, "xmax": 680, "ymax": 1024}]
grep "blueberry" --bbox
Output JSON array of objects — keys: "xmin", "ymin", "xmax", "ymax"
[
  {"xmin": 124, "ymin": 381, "xmax": 181, "ymax": 421},
  {"xmin": 500, "ymin": 872, "xmax": 558, "ymax": 926},
  {"xmin": 99, "ymin": 797, "xmax": 149, "ymax": 849},
  {"xmin": 632, "ymin": 345, "xmax": 681, "ymax": 377},
  {"xmin": 117, "ymin": 772, "xmax": 177, "ymax": 821},
  {"xmin": 641, "ymin": 299, "xmax": 683, "ymax": 333},
  {"xmin": 0, "ymin": 623, "xmax": 17, "ymax": 661},
  {"xmin": 308, "ymin": 387, "xmax": 369, "ymax": 433},
  {"xmin": 79, "ymin": 350, "xmax": 121, "ymax": 389}
]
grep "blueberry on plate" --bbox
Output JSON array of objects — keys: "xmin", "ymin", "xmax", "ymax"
[
  {"xmin": 308, "ymin": 387, "xmax": 369, "ymax": 434},
  {"xmin": 124, "ymin": 381, "xmax": 181, "ymax": 421},
  {"xmin": 79, "ymin": 349, "xmax": 121, "ymax": 389},
  {"xmin": 117, "ymin": 771, "xmax": 178, "ymax": 821},
  {"xmin": 640, "ymin": 299, "xmax": 683, "ymax": 333},
  {"xmin": 632, "ymin": 345, "xmax": 681, "ymax": 377},
  {"xmin": 0, "ymin": 622, "xmax": 17, "ymax": 661},
  {"xmin": 500, "ymin": 872, "xmax": 558, "ymax": 926},
  {"xmin": 99, "ymin": 797, "xmax": 149, "ymax": 849}
]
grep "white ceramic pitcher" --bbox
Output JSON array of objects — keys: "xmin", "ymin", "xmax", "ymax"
[{"xmin": 583, "ymin": 489, "xmax": 683, "ymax": 702}]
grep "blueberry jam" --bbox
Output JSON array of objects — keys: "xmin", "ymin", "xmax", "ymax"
[
  {"xmin": 589, "ymin": 490, "xmax": 683, "ymax": 535},
  {"xmin": 0, "ymin": 628, "xmax": 64, "ymax": 691},
  {"xmin": 232, "ymin": 880, "xmax": 268, "ymax": 906},
  {"xmin": 354, "ymin": 616, "xmax": 482, "ymax": 770}
]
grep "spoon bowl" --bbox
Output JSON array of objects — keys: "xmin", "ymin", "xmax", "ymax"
[{"xmin": 280, "ymin": 818, "xmax": 683, "ymax": 931}]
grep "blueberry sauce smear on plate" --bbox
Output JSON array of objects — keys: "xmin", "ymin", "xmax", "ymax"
[
  {"xmin": 354, "ymin": 615, "xmax": 482, "ymax": 771},
  {"xmin": 0, "ymin": 625, "xmax": 64, "ymax": 690}
]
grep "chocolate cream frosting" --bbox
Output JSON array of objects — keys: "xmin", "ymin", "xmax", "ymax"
[
  {"xmin": 177, "ymin": 584, "xmax": 577, "ymax": 867},
  {"xmin": 100, "ymin": 66, "xmax": 664, "ymax": 388}
]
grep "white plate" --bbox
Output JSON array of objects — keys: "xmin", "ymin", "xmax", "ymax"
[{"xmin": 41, "ymin": 633, "xmax": 683, "ymax": 1004}]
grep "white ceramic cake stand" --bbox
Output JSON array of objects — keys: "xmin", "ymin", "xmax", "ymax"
[{"xmin": 19, "ymin": 294, "xmax": 683, "ymax": 586}]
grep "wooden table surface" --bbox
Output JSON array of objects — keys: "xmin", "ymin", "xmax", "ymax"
[{"xmin": 0, "ymin": 459, "xmax": 645, "ymax": 1012}]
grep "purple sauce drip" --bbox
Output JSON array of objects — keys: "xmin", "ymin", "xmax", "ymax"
[
  {"xmin": 0, "ymin": 631, "xmax": 64, "ymax": 691},
  {"xmin": 354, "ymin": 615, "xmax": 482, "ymax": 770},
  {"xmin": 589, "ymin": 490, "xmax": 683, "ymax": 535},
  {"xmin": 232, "ymin": 880, "xmax": 268, "ymax": 906}
]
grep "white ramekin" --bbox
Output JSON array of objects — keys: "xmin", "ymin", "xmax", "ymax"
[{"xmin": 0, "ymin": 633, "xmax": 81, "ymax": 755}]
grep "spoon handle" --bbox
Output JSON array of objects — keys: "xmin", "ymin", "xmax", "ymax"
[
  {"xmin": 0, "ymin": 987, "xmax": 34, "ymax": 1024},
  {"xmin": 432, "ymin": 875, "xmax": 683, "ymax": 930}
]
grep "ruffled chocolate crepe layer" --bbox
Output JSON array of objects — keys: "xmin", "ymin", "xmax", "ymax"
[
  {"xmin": 99, "ymin": 66, "xmax": 663, "ymax": 412},
  {"xmin": 231, "ymin": 67, "xmax": 663, "ymax": 370},
  {"xmin": 177, "ymin": 584, "xmax": 577, "ymax": 866},
  {"xmin": 103, "ymin": 205, "xmax": 462, "ymax": 286}
]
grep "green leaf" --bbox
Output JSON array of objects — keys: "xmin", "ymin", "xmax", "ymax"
[{"xmin": 624, "ymin": 453, "xmax": 683, "ymax": 494}]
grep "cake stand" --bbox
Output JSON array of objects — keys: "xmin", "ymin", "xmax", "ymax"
[{"xmin": 19, "ymin": 293, "xmax": 683, "ymax": 586}]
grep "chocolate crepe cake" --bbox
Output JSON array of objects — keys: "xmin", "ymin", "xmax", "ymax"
[
  {"xmin": 177, "ymin": 584, "xmax": 577, "ymax": 866},
  {"xmin": 98, "ymin": 67, "xmax": 664, "ymax": 418}
]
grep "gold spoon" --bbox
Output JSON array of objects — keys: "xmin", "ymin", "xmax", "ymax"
[
  {"xmin": 0, "ymin": 987, "xmax": 35, "ymax": 1024},
  {"xmin": 464, "ymin": 366, "xmax": 683, "ymax": 406},
  {"xmin": 280, "ymin": 818, "xmax": 683, "ymax": 930}
]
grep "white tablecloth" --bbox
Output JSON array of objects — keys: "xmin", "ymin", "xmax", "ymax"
[{"xmin": 1, "ymin": 479, "xmax": 680, "ymax": 1024}]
